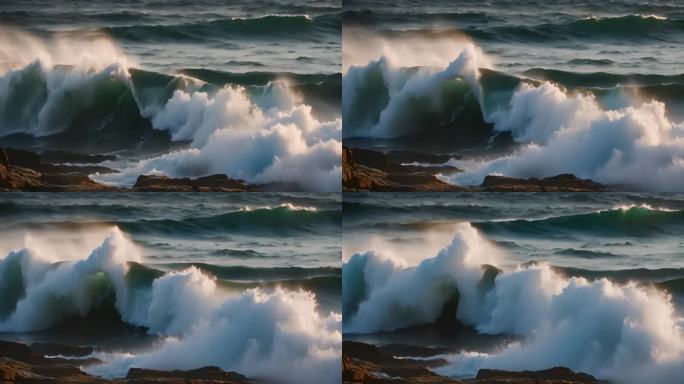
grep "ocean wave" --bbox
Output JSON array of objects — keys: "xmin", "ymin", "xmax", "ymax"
[
  {"xmin": 104, "ymin": 13, "xmax": 340, "ymax": 43},
  {"xmin": 343, "ymin": 223, "xmax": 684, "ymax": 384},
  {"xmin": 345, "ymin": 42, "xmax": 684, "ymax": 190},
  {"xmin": 0, "ymin": 26, "xmax": 342, "ymax": 191},
  {"xmin": 0, "ymin": 228, "xmax": 341, "ymax": 383},
  {"xmin": 553, "ymin": 265, "xmax": 684, "ymax": 284},
  {"xmin": 522, "ymin": 68, "xmax": 684, "ymax": 88},
  {"xmin": 0, "ymin": 201, "xmax": 145, "ymax": 218},
  {"xmin": 120, "ymin": 206, "xmax": 341, "ymax": 236},
  {"xmin": 474, "ymin": 205, "xmax": 684, "ymax": 237},
  {"xmin": 343, "ymin": 45, "xmax": 493, "ymax": 141}
]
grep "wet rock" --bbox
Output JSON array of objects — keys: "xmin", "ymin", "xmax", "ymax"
[
  {"xmin": 480, "ymin": 174, "xmax": 604, "ymax": 192},
  {"xmin": 343, "ymin": 147, "xmax": 464, "ymax": 192},
  {"xmin": 0, "ymin": 339, "xmax": 254, "ymax": 383},
  {"xmin": 343, "ymin": 341, "xmax": 606, "ymax": 384},
  {"xmin": 133, "ymin": 174, "xmax": 255, "ymax": 192}
]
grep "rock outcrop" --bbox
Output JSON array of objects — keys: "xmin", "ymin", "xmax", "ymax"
[
  {"xmin": 343, "ymin": 147, "xmax": 464, "ymax": 192},
  {"xmin": 480, "ymin": 174, "xmax": 605, "ymax": 192},
  {"xmin": 343, "ymin": 146, "xmax": 607, "ymax": 192},
  {"xmin": 0, "ymin": 340, "xmax": 252, "ymax": 383},
  {"xmin": 476, "ymin": 367, "xmax": 599, "ymax": 383},
  {"xmin": 133, "ymin": 174, "xmax": 255, "ymax": 192},
  {"xmin": 0, "ymin": 147, "xmax": 119, "ymax": 191},
  {"xmin": 343, "ymin": 341, "xmax": 605, "ymax": 384},
  {"xmin": 127, "ymin": 366, "xmax": 250, "ymax": 382}
]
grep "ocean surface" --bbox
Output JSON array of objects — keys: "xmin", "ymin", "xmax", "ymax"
[
  {"xmin": 343, "ymin": 192, "xmax": 684, "ymax": 383},
  {"xmin": 0, "ymin": 0, "xmax": 342, "ymax": 191},
  {"xmin": 342, "ymin": 0, "xmax": 684, "ymax": 191},
  {"xmin": 0, "ymin": 193, "xmax": 341, "ymax": 383}
]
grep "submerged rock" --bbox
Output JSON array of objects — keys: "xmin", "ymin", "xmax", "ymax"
[
  {"xmin": 343, "ymin": 341, "xmax": 605, "ymax": 384},
  {"xmin": 343, "ymin": 147, "xmax": 464, "ymax": 192},
  {"xmin": 0, "ymin": 146, "xmax": 119, "ymax": 191}
]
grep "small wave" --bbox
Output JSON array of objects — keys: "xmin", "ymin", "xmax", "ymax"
[
  {"xmin": 162, "ymin": 262, "xmax": 340, "ymax": 282},
  {"xmin": 553, "ymin": 248, "xmax": 621, "ymax": 259},
  {"xmin": 464, "ymin": 14, "xmax": 684, "ymax": 43},
  {"xmin": 522, "ymin": 67, "xmax": 684, "ymax": 88},
  {"xmin": 475, "ymin": 206, "xmax": 684, "ymax": 237},
  {"xmin": 0, "ymin": 228, "xmax": 340, "ymax": 383},
  {"xmin": 104, "ymin": 14, "xmax": 340, "ymax": 43}
]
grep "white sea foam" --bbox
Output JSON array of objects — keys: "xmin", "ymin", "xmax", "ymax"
[
  {"xmin": 449, "ymin": 82, "xmax": 684, "ymax": 191},
  {"xmin": 0, "ymin": 25, "xmax": 342, "ymax": 192},
  {"xmin": 92, "ymin": 82, "xmax": 342, "ymax": 192},
  {"xmin": 343, "ymin": 223, "xmax": 684, "ymax": 383}
]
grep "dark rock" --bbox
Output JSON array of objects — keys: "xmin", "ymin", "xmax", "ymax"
[
  {"xmin": 0, "ymin": 339, "xmax": 254, "ymax": 383},
  {"xmin": 0, "ymin": 164, "xmax": 45, "ymax": 191},
  {"xmin": 343, "ymin": 341, "xmax": 455, "ymax": 384},
  {"xmin": 30, "ymin": 343, "xmax": 93, "ymax": 358},
  {"xmin": 127, "ymin": 366, "xmax": 250, "ymax": 382},
  {"xmin": 40, "ymin": 150, "xmax": 117, "ymax": 164},
  {"xmin": 41, "ymin": 163, "xmax": 118, "ymax": 176},
  {"xmin": 1, "ymin": 147, "xmax": 42, "ymax": 169},
  {"xmin": 481, "ymin": 174, "xmax": 604, "ymax": 192},
  {"xmin": 133, "ymin": 174, "xmax": 255, "ymax": 192},
  {"xmin": 476, "ymin": 367, "xmax": 599, "ymax": 383},
  {"xmin": 0, "ymin": 340, "xmax": 33, "ymax": 362}
]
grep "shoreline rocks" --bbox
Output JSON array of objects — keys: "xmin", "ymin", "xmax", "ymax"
[
  {"xmin": 344, "ymin": 147, "xmax": 606, "ymax": 192},
  {"xmin": 343, "ymin": 341, "xmax": 605, "ymax": 384},
  {"xmin": 0, "ymin": 147, "xmax": 270, "ymax": 192},
  {"xmin": 133, "ymin": 174, "xmax": 255, "ymax": 192},
  {"xmin": 0, "ymin": 340, "xmax": 252, "ymax": 383}
]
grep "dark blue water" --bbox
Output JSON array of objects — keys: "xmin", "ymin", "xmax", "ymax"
[
  {"xmin": 2, "ymin": 0, "xmax": 341, "ymax": 73},
  {"xmin": 344, "ymin": 192, "xmax": 684, "ymax": 272},
  {"xmin": 344, "ymin": 0, "xmax": 684, "ymax": 75}
]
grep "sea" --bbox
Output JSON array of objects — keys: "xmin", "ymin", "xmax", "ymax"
[
  {"xmin": 0, "ymin": 0, "xmax": 342, "ymax": 191},
  {"xmin": 342, "ymin": 0, "xmax": 684, "ymax": 191},
  {"xmin": 0, "ymin": 192, "xmax": 342, "ymax": 383},
  {"xmin": 343, "ymin": 192, "xmax": 684, "ymax": 383}
]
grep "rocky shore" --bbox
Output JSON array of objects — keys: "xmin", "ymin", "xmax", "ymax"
[
  {"xmin": 343, "ymin": 341, "xmax": 605, "ymax": 384},
  {"xmin": 0, "ymin": 340, "xmax": 251, "ymax": 383},
  {"xmin": 343, "ymin": 147, "xmax": 605, "ymax": 192},
  {"xmin": 0, "ymin": 147, "xmax": 260, "ymax": 192},
  {"xmin": 343, "ymin": 147, "xmax": 464, "ymax": 191}
]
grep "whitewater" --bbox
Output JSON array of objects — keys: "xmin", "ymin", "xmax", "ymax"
[
  {"xmin": 0, "ymin": 193, "xmax": 342, "ymax": 383},
  {"xmin": 342, "ymin": 0, "xmax": 684, "ymax": 191},
  {"xmin": 0, "ymin": 0, "xmax": 342, "ymax": 192},
  {"xmin": 343, "ymin": 192, "xmax": 684, "ymax": 383}
]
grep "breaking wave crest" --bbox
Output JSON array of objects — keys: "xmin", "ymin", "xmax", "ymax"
[
  {"xmin": 343, "ymin": 223, "xmax": 684, "ymax": 384},
  {"xmin": 0, "ymin": 228, "xmax": 341, "ymax": 383}
]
